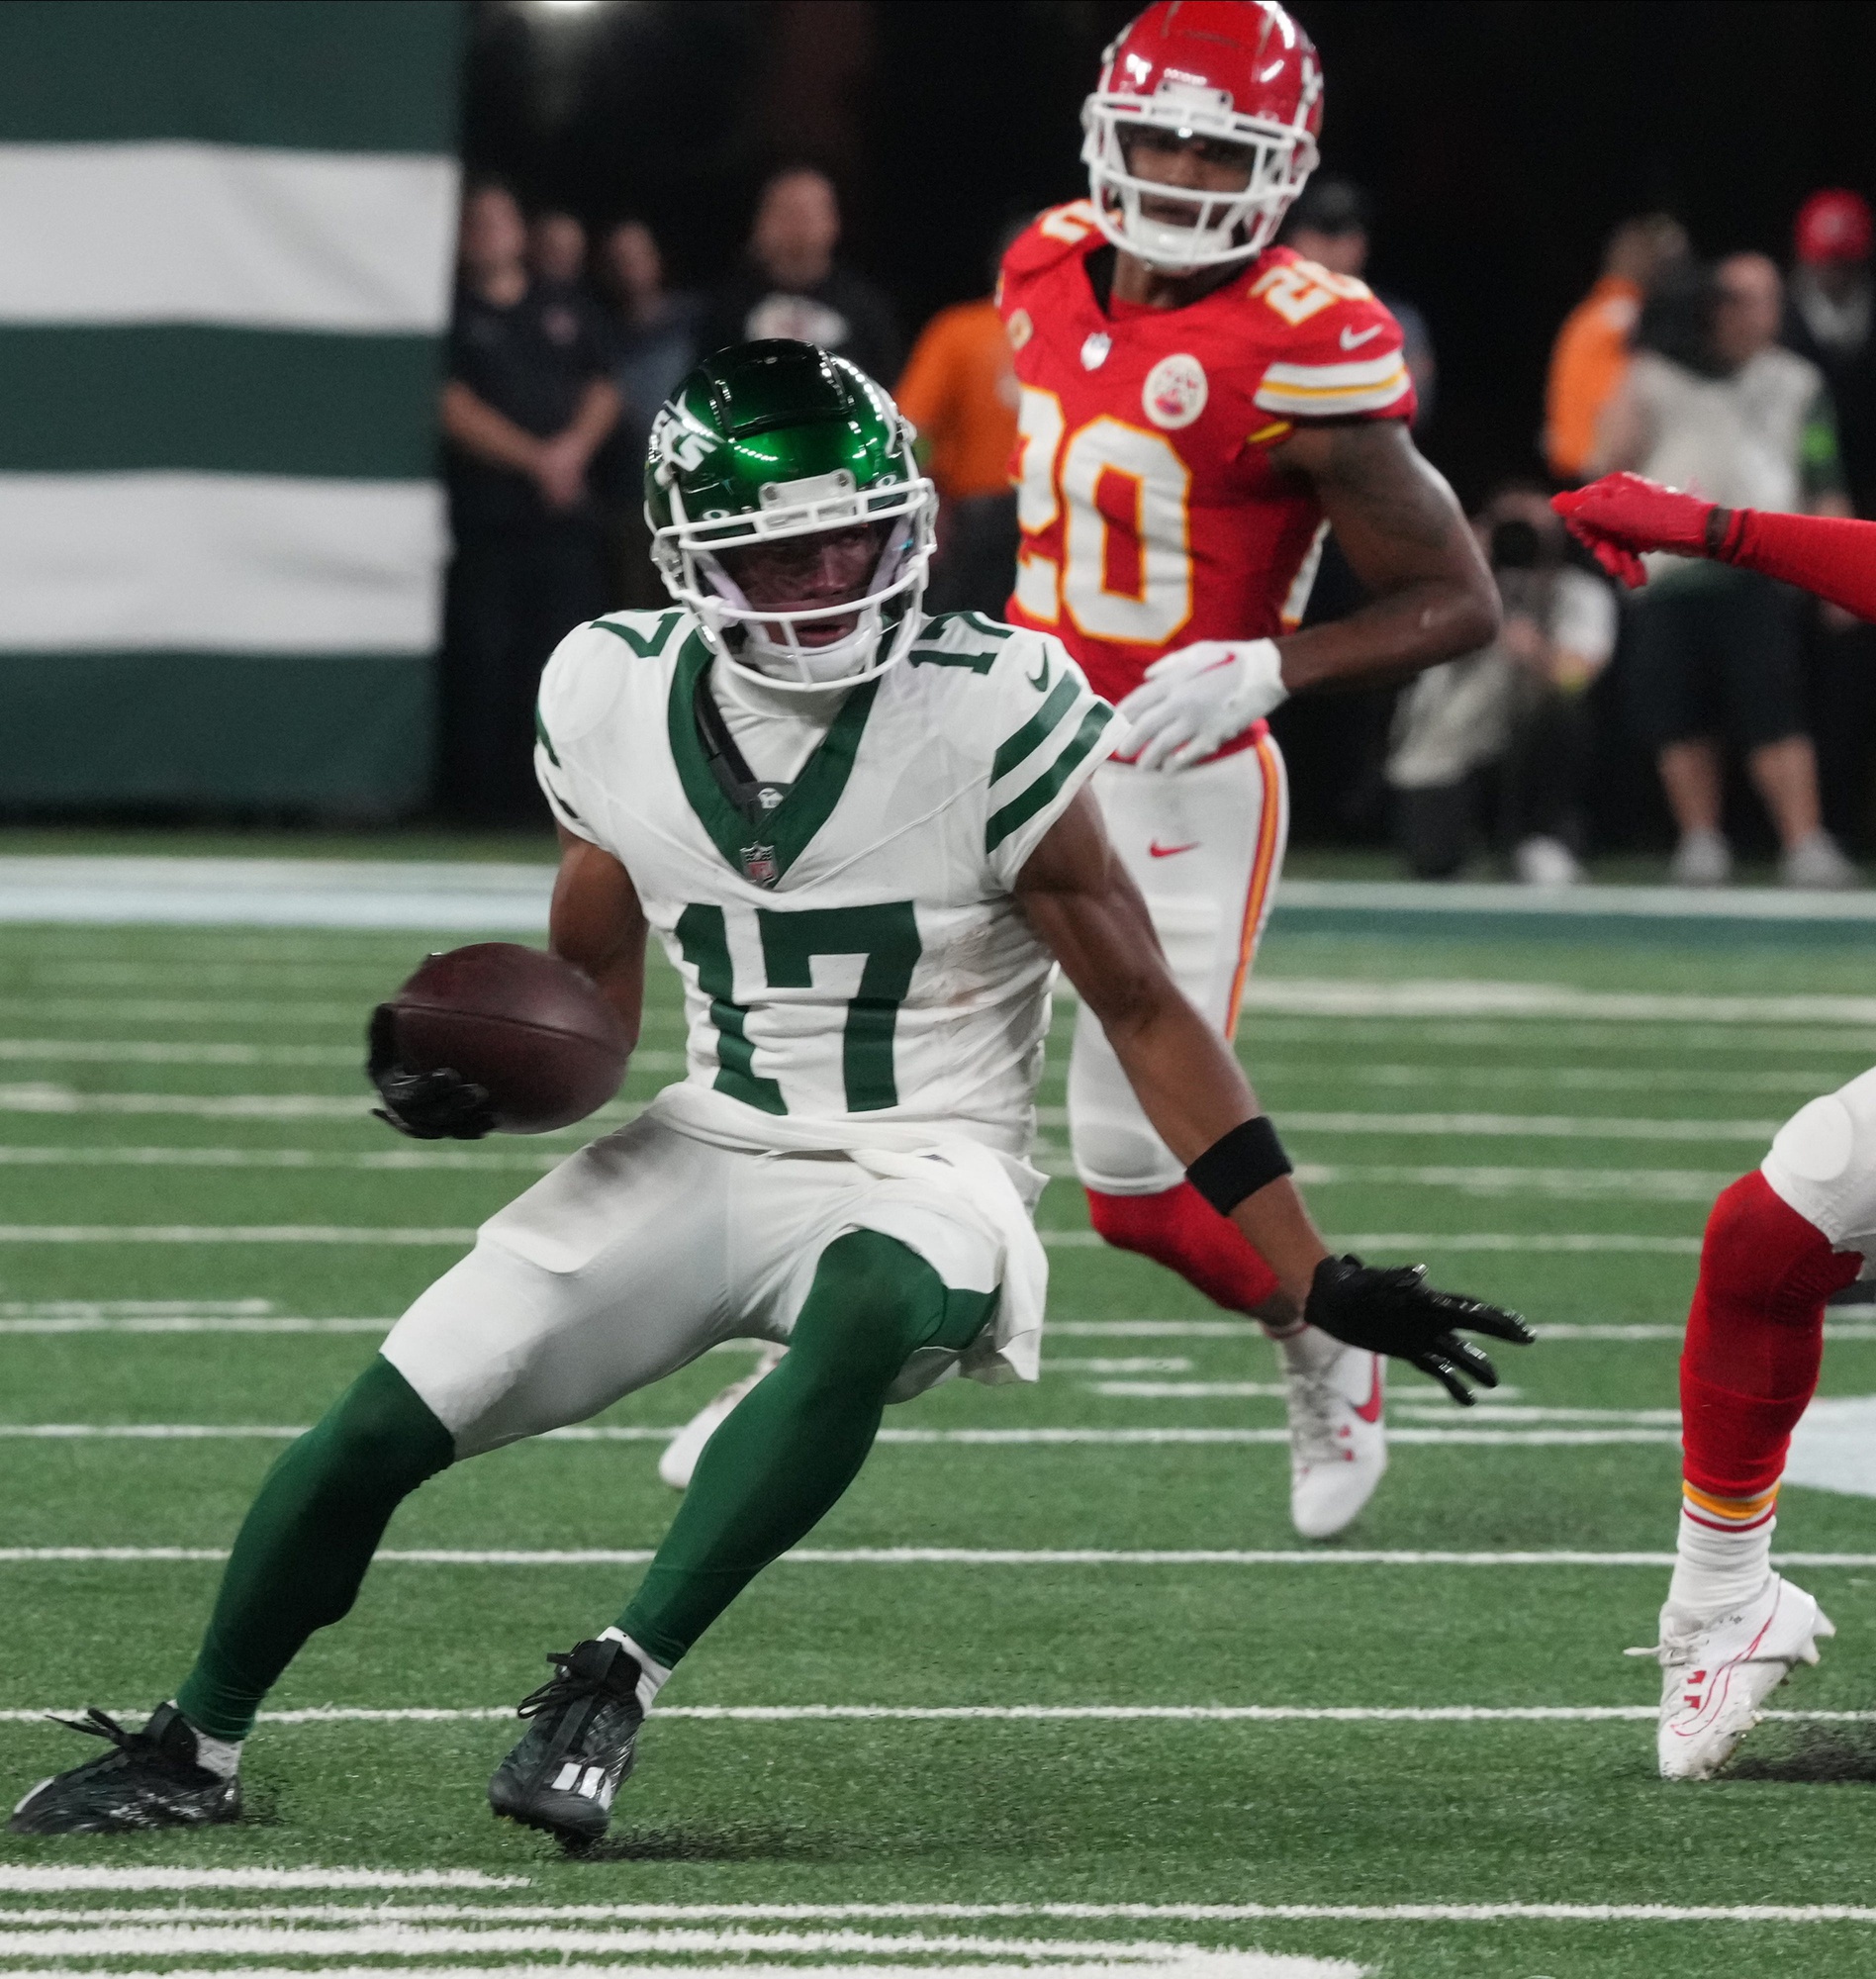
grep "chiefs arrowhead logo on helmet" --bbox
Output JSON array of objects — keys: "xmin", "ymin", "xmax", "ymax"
[{"xmin": 1080, "ymin": 0, "xmax": 1323, "ymax": 271}]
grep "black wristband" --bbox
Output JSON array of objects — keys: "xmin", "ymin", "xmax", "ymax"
[{"xmin": 1186, "ymin": 1115, "xmax": 1292, "ymax": 1216}]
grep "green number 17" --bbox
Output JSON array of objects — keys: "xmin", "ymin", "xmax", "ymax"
[{"xmin": 675, "ymin": 900, "xmax": 921, "ymax": 1115}]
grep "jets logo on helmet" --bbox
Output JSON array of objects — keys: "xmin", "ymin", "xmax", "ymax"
[
  {"xmin": 649, "ymin": 406, "xmax": 719, "ymax": 483},
  {"xmin": 1081, "ymin": 0, "xmax": 1324, "ymax": 271},
  {"xmin": 643, "ymin": 340, "xmax": 938, "ymax": 694}
]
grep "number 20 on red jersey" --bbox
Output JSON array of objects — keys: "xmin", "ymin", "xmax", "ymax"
[{"xmin": 1012, "ymin": 389, "xmax": 1195, "ymax": 648}]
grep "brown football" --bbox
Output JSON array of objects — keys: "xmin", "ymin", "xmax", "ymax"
[{"xmin": 382, "ymin": 943, "xmax": 630, "ymax": 1134}]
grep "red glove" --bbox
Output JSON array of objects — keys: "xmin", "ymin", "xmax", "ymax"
[{"xmin": 1550, "ymin": 473, "xmax": 1719, "ymax": 589}]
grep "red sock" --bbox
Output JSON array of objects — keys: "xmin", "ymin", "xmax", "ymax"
[
  {"xmin": 1680, "ymin": 1170, "xmax": 1858, "ymax": 1502},
  {"xmin": 1085, "ymin": 1181, "xmax": 1281, "ymax": 1313}
]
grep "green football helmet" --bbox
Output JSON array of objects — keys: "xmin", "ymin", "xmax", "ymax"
[{"xmin": 645, "ymin": 339, "xmax": 938, "ymax": 692}]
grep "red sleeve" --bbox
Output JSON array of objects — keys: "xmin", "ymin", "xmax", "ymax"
[
  {"xmin": 1243, "ymin": 257, "xmax": 1416, "ymax": 425},
  {"xmin": 1725, "ymin": 510, "xmax": 1876, "ymax": 623}
]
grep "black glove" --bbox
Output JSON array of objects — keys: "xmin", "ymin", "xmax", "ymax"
[
  {"xmin": 1304, "ymin": 1254, "xmax": 1532, "ymax": 1406},
  {"xmin": 366, "ymin": 1003, "xmax": 498, "ymax": 1141}
]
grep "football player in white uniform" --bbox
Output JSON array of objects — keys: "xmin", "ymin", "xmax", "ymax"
[{"xmin": 13, "ymin": 343, "xmax": 1525, "ymax": 1845}]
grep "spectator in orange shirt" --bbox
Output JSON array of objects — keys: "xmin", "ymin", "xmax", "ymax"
[
  {"xmin": 1545, "ymin": 214, "xmax": 1689, "ymax": 484},
  {"xmin": 899, "ymin": 222, "xmax": 1027, "ymax": 616},
  {"xmin": 895, "ymin": 287, "xmax": 1019, "ymax": 508}
]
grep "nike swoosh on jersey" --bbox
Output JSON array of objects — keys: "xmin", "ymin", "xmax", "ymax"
[
  {"xmin": 1148, "ymin": 840, "xmax": 1199, "ymax": 858},
  {"xmin": 1027, "ymin": 657, "xmax": 1052, "ymax": 691},
  {"xmin": 1339, "ymin": 324, "xmax": 1383, "ymax": 350},
  {"xmin": 1354, "ymin": 1358, "xmax": 1384, "ymax": 1423}
]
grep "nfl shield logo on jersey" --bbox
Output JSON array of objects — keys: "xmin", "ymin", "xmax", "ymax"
[
  {"xmin": 1143, "ymin": 353, "xmax": 1208, "ymax": 429},
  {"xmin": 740, "ymin": 843, "xmax": 780, "ymax": 888}
]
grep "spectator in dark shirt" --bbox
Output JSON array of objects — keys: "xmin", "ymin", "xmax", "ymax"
[
  {"xmin": 602, "ymin": 219, "xmax": 702, "ymax": 469},
  {"xmin": 1282, "ymin": 176, "xmax": 1435, "ymax": 426},
  {"xmin": 697, "ymin": 166, "xmax": 902, "ymax": 386},
  {"xmin": 598, "ymin": 218, "xmax": 702, "ymax": 609},
  {"xmin": 439, "ymin": 181, "xmax": 619, "ymax": 824},
  {"xmin": 528, "ymin": 209, "xmax": 590, "ymax": 294}
]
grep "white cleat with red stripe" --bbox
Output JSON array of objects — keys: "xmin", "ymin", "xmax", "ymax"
[
  {"xmin": 1284, "ymin": 1338, "xmax": 1387, "ymax": 1541},
  {"xmin": 1632, "ymin": 1573, "xmax": 1834, "ymax": 1780}
]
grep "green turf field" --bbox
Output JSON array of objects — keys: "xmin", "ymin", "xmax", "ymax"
[{"xmin": 4, "ymin": 901, "xmax": 1876, "ymax": 1978}]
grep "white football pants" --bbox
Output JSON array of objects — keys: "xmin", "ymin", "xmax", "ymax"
[
  {"xmin": 382, "ymin": 1112, "xmax": 1009, "ymax": 1458},
  {"xmin": 1069, "ymin": 733, "xmax": 1290, "ymax": 1194},
  {"xmin": 1761, "ymin": 1064, "xmax": 1876, "ymax": 1268}
]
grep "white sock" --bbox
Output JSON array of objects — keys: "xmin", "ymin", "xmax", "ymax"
[
  {"xmin": 1666, "ymin": 1504, "xmax": 1776, "ymax": 1621},
  {"xmin": 1271, "ymin": 1322, "xmax": 1342, "ymax": 1373},
  {"xmin": 182, "ymin": 1718, "xmax": 241, "ymax": 1779},
  {"xmin": 600, "ymin": 1629, "xmax": 672, "ymax": 1715}
]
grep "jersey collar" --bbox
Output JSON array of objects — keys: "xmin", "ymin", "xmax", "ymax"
[{"xmin": 666, "ymin": 629, "xmax": 880, "ymax": 890}]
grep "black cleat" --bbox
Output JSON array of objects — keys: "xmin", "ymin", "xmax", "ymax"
[
  {"xmin": 10, "ymin": 1705, "xmax": 239, "ymax": 1835},
  {"xmin": 488, "ymin": 1638, "xmax": 645, "ymax": 1845}
]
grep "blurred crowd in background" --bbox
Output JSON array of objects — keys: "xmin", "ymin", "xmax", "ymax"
[{"xmin": 438, "ymin": 160, "xmax": 1876, "ymax": 890}]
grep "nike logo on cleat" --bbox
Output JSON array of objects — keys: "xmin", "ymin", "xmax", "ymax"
[
  {"xmin": 1354, "ymin": 1359, "xmax": 1384, "ymax": 1424},
  {"xmin": 1339, "ymin": 325, "xmax": 1383, "ymax": 350},
  {"xmin": 1148, "ymin": 841, "xmax": 1198, "ymax": 858}
]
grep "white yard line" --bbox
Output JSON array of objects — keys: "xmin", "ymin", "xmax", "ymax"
[
  {"xmin": 14, "ymin": 1900, "xmax": 1865, "ymax": 1926},
  {"xmin": 0, "ymin": 1423, "xmax": 1681, "ymax": 1445},
  {"xmin": 0, "ymin": 1966, "xmax": 1341, "ymax": 1979},
  {"xmin": 1392, "ymin": 1406, "xmax": 1681, "ymax": 1425},
  {"xmin": 0, "ymin": 1144, "xmax": 1747, "ymax": 1194},
  {"xmin": 1046, "ymin": 1321, "xmax": 1266, "ymax": 1337},
  {"xmin": 1284, "ymin": 1110, "xmax": 1777, "ymax": 1141},
  {"xmin": 0, "ymin": 1225, "xmax": 478, "ymax": 1245},
  {"xmin": 1291, "ymin": 1162, "xmax": 1735, "ymax": 1201},
  {"xmin": 0, "ymin": 1316, "xmax": 392, "ymax": 1333},
  {"xmin": 0, "ymin": 1224, "xmax": 1703, "ymax": 1256},
  {"xmin": 0, "ymin": 1925, "xmax": 1353, "ymax": 1979},
  {"xmin": 0, "ymin": 1145, "xmax": 564, "ymax": 1173},
  {"xmin": 0, "ymin": 1143, "xmax": 1755, "ymax": 1209},
  {"xmin": 0, "ymin": 1039, "xmax": 357, "ymax": 1066},
  {"xmin": 1287, "ymin": 1064, "xmax": 1848, "ymax": 1096},
  {"xmin": 1090, "ymin": 1383, "xmax": 1290, "ymax": 1399},
  {"xmin": 8, "ymin": 1899, "xmax": 1875, "ymax": 1928},
  {"xmin": 0, "ymin": 1871, "xmax": 523, "ymax": 1894},
  {"xmin": 1048, "ymin": 1359, "xmax": 1193, "ymax": 1373},
  {"xmin": 1046, "ymin": 1231, "xmax": 1708, "ymax": 1255},
  {"xmin": 0, "ymin": 1085, "xmax": 641, "ymax": 1124},
  {"xmin": 1241, "ymin": 978, "xmax": 1876, "ymax": 1022},
  {"xmin": 1047, "ymin": 1319, "xmax": 1876, "ymax": 1343},
  {"xmin": 2, "ymin": 1703, "xmax": 1868, "ymax": 1727},
  {"xmin": 1325, "ymin": 1233, "xmax": 1703, "ymax": 1255},
  {"xmin": 0, "ymin": 998, "xmax": 363, "ymax": 1023},
  {"xmin": 0, "ymin": 1038, "xmax": 685, "ymax": 1072},
  {"xmin": 22, "ymin": 1546, "xmax": 1876, "ymax": 1566},
  {"xmin": 0, "ymin": 1297, "xmax": 273, "ymax": 1316}
]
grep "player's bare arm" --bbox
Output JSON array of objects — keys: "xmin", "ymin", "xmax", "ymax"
[
  {"xmin": 548, "ymin": 822, "xmax": 648, "ymax": 1047},
  {"xmin": 1015, "ymin": 787, "xmax": 1530, "ymax": 1397},
  {"xmin": 1267, "ymin": 419, "xmax": 1500, "ymax": 693},
  {"xmin": 1014, "ymin": 788, "xmax": 1327, "ymax": 1311}
]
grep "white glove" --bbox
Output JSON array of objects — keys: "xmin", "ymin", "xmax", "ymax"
[{"xmin": 1114, "ymin": 638, "xmax": 1288, "ymax": 772}]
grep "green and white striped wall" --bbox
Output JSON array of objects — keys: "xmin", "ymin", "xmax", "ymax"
[{"xmin": 0, "ymin": 0, "xmax": 464, "ymax": 813}]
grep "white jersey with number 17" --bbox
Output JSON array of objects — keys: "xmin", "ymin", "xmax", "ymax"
[{"xmin": 533, "ymin": 606, "xmax": 1116, "ymax": 1158}]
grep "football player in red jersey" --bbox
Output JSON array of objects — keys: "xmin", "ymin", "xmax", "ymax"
[
  {"xmin": 1555, "ymin": 471, "xmax": 1872, "ymax": 1779},
  {"xmin": 1001, "ymin": 0, "xmax": 1499, "ymax": 1538}
]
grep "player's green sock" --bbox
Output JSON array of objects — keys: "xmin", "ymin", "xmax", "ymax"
[
  {"xmin": 175, "ymin": 1357, "xmax": 454, "ymax": 1741},
  {"xmin": 617, "ymin": 1230, "xmax": 993, "ymax": 1667}
]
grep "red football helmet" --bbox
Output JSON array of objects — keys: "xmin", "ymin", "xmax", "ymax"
[{"xmin": 1081, "ymin": 1, "xmax": 1324, "ymax": 270}]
